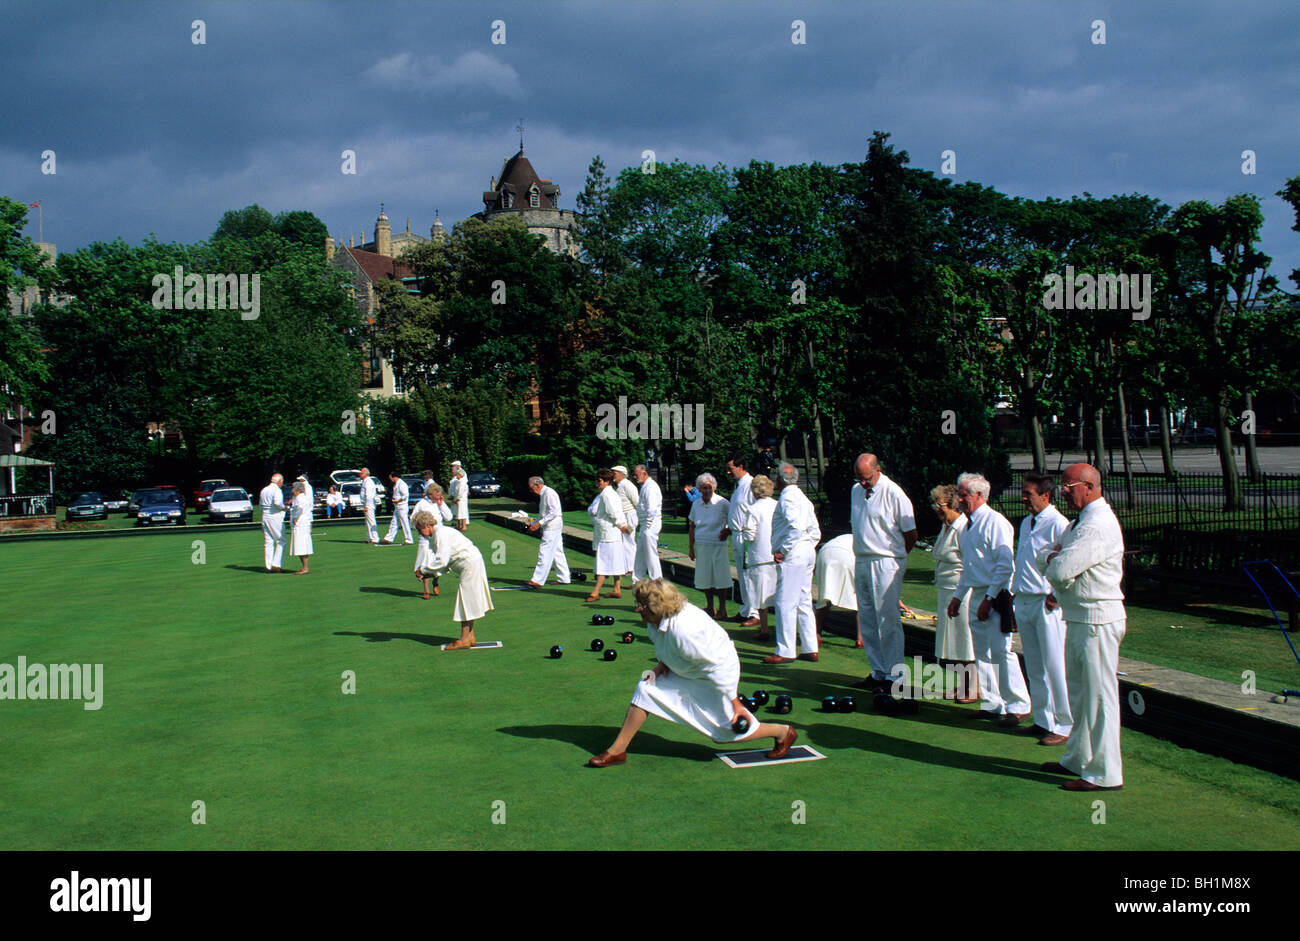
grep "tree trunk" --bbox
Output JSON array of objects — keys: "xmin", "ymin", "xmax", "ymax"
[
  {"xmin": 1116, "ymin": 383, "xmax": 1136, "ymax": 509},
  {"xmin": 805, "ymin": 340, "xmax": 829, "ymax": 488},
  {"xmin": 1215, "ymin": 396, "xmax": 1243, "ymax": 511},
  {"xmin": 1158, "ymin": 404, "xmax": 1175, "ymax": 480},
  {"xmin": 1029, "ymin": 414, "xmax": 1047, "ymax": 471},
  {"xmin": 1092, "ymin": 407, "xmax": 1106, "ymax": 480},
  {"xmin": 1076, "ymin": 402, "xmax": 1086, "ymax": 451},
  {"xmin": 1244, "ymin": 391, "xmax": 1262, "ymax": 482}
]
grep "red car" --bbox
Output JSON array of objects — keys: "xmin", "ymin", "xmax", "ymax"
[{"xmin": 192, "ymin": 479, "xmax": 227, "ymax": 511}]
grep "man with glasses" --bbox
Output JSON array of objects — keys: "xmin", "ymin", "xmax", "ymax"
[
  {"xmin": 850, "ymin": 453, "xmax": 917, "ymax": 691},
  {"xmin": 1038, "ymin": 463, "xmax": 1127, "ymax": 791}
]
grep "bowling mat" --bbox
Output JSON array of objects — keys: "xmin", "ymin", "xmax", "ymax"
[
  {"xmin": 715, "ymin": 745, "xmax": 825, "ymax": 768},
  {"xmin": 439, "ymin": 641, "xmax": 504, "ymax": 650}
]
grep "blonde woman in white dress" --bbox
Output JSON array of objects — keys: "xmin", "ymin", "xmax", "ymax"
[
  {"xmin": 289, "ymin": 480, "xmax": 313, "ymax": 575},
  {"xmin": 931, "ymin": 483, "xmax": 978, "ymax": 701},
  {"xmin": 585, "ymin": 468, "xmax": 631, "ymax": 602},
  {"xmin": 413, "ymin": 510, "xmax": 494, "ymax": 649},
  {"xmin": 448, "ymin": 461, "xmax": 470, "ymax": 531},
  {"xmin": 740, "ymin": 475, "xmax": 778, "ymax": 640}
]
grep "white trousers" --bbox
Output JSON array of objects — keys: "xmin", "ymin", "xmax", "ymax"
[
  {"xmin": 774, "ymin": 545, "xmax": 817, "ymax": 658},
  {"xmin": 1061, "ymin": 619, "xmax": 1126, "ymax": 787},
  {"xmin": 385, "ymin": 504, "xmax": 412, "ymax": 543},
  {"xmin": 856, "ymin": 556, "xmax": 905, "ymax": 681},
  {"xmin": 262, "ymin": 515, "xmax": 286, "ymax": 570},
  {"xmin": 531, "ymin": 527, "xmax": 571, "ymax": 584},
  {"xmin": 634, "ymin": 524, "xmax": 662, "ymax": 581},
  {"xmin": 731, "ymin": 533, "xmax": 754, "ymax": 616},
  {"xmin": 364, "ymin": 506, "xmax": 378, "ymax": 543},
  {"xmin": 1015, "ymin": 594, "xmax": 1073, "ymax": 736},
  {"xmin": 970, "ymin": 605, "xmax": 1031, "ymax": 715}
]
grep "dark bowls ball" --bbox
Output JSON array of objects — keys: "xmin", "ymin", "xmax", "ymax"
[
  {"xmin": 731, "ymin": 714, "xmax": 750, "ymax": 735},
  {"xmin": 573, "ymin": 572, "xmax": 587, "ymax": 581},
  {"xmin": 590, "ymin": 614, "xmax": 603, "ymax": 625},
  {"xmin": 822, "ymin": 695, "xmax": 839, "ymax": 713},
  {"xmin": 837, "ymin": 696, "xmax": 857, "ymax": 713},
  {"xmin": 591, "ymin": 638, "xmax": 604, "ymax": 652},
  {"xmin": 621, "ymin": 632, "xmax": 634, "ymax": 644},
  {"xmin": 752, "ymin": 690, "xmax": 770, "ymax": 706},
  {"xmin": 773, "ymin": 694, "xmax": 793, "ymax": 715},
  {"xmin": 549, "ymin": 645, "xmax": 563, "ymax": 659},
  {"xmin": 603, "ymin": 648, "xmax": 618, "ymax": 661}
]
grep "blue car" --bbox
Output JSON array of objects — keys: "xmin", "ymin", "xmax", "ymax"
[{"xmin": 135, "ymin": 488, "xmax": 186, "ymax": 526}]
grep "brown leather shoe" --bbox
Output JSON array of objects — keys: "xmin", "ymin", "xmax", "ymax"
[
  {"xmin": 1038, "ymin": 732, "xmax": 1069, "ymax": 746},
  {"xmin": 997, "ymin": 711, "xmax": 1030, "ymax": 728},
  {"xmin": 969, "ymin": 709, "xmax": 1000, "ymax": 720},
  {"xmin": 762, "ymin": 655, "xmax": 795, "ymax": 664},
  {"xmin": 954, "ymin": 695, "xmax": 980, "ymax": 704},
  {"xmin": 739, "ymin": 618, "xmax": 761, "ymax": 627},
  {"xmin": 853, "ymin": 640, "xmax": 864, "ymax": 649},
  {"xmin": 1041, "ymin": 761, "xmax": 1075, "ymax": 775},
  {"xmin": 1061, "ymin": 778, "xmax": 1122, "ymax": 791},
  {"xmin": 798, "ymin": 652, "xmax": 819, "ymax": 662},
  {"xmin": 587, "ymin": 751, "xmax": 627, "ymax": 768},
  {"xmin": 1027, "ymin": 724, "xmax": 1049, "ymax": 737},
  {"xmin": 766, "ymin": 727, "xmax": 798, "ymax": 759},
  {"xmin": 525, "ymin": 581, "xmax": 544, "ymax": 589}
]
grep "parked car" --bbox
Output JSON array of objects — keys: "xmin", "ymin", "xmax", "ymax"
[
  {"xmin": 102, "ymin": 490, "xmax": 130, "ymax": 513},
  {"xmin": 340, "ymin": 481, "xmax": 363, "ymax": 514},
  {"xmin": 207, "ymin": 487, "xmax": 254, "ymax": 523},
  {"xmin": 193, "ymin": 478, "xmax": 229, "ymax": 511},
  {"xmin": 330, "ymin": 469, "xmax": 386, "ymax": 501},
  {"xmin": 126, "ymin": 489, "xmax": 148, "ymax": 518},
  {"xmin": 402, "ymin": 476, "xmax": 427, "ymax": 509},
  {"xmin": 66, "ymin": 492, "xmax": 108, "ymax": 521},
  {"xmin": 467, "ymin": 472, "xmax": 502, "ymax": 498},
  {"xmin": 135, "ymin": 489, "xmax": 186, "ymax": 526}
]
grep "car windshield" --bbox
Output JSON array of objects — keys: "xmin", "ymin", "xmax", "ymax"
[
  {"xmin": 141, "ymin": 490, "xmax": 181, "ymax": 504},
  {"xmin": 72, "ymin": 493, "xmax": 102, "ymax": 502},
  {"xmin": 200, "ymin": 480, "xmax": 225, "ymax": 490},
  {"xmin": 334, "ymin": 471, "xmax": 361, "ymax": 482},
  {"xmin": 469, "ymin": 473, "xmax": 497, "ymax": 483},
  {"xmin": 211, "ymin": 489, "xmax": 246, "ymax": 502}
]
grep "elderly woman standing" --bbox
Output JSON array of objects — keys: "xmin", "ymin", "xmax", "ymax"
[
  {"xmin": 740, "ymin": 474, "xmax": 778, "ymax": 640},
  {"xmin": 932, "ymin": 483, "xmax": 978, "ymax": 701},
  {"xmin": 587, "ymin": 578, "xmax": 798, "ymax": 767},
  {"xmin": 289, "ymin": 480, "xmax": 314, "ymax": 575},
  {"xmin": 412, "ymin": 510, "xmax": 494, "ymax": 649},
  {"xmin": 448, "ymin": 461, "xmax": 470, "ymax": 531},
  {"xmin": 586, "ymin": 468, "xmax": 631, "ymax": 602}
]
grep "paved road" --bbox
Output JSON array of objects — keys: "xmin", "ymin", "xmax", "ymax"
[{"xmin": 1012, "ymin": 446, "xmax": 1300, "ymax": 474}]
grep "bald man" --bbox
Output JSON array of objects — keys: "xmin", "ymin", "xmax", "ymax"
[
  {"xmin": 849, "ymin": 453, "xmax": 917, "ymax": 690},
  {"xmin": 1039, "ymin": 463, "xmax": 1127, "ymax": 791},
  {"xmin": 259, "ymin": 473, "xmax": 287, "ymax": 571}
]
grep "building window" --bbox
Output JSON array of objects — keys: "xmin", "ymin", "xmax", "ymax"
[{"xmin": 529, "ymin": 186, "xmax": 539, "ymax": 208}]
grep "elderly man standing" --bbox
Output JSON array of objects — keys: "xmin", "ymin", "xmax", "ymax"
[
  {"xmin": 849, "ymin": 453, "xmax": 917, "ymax": 690},
  {"xmin": 360, "ymin": 467, "xmax": 379, "ymax": 545},
  {"xmin": 1013, "ymin": 472, "xmax": 1073, "ymax": 746},
  {"xmin": 765, "ymin": 463, "xmax": 821, "ymax": 664},
  {"xmin": 382, "ymin": 471, "xmax": 413, "ymax": 545},
  {"xmin": 948, "ymin": 473, "xmax": 1031, "ymax": 724},
  {"xmin": 1039, "ymin": 463, "xmax": 1127, "ymax": 791},
  {"xmin": 687, "ymin": 473, "xmax": 732, "ymax": 619},
  {"xmin": 633, "ymin": 464, "xmax": 663, "ymax": 581},
  {"xmin": 259, "ymin": 473, "xmax": 287, "ymax": 572},
  {"xmin": 526, "ymin": 476, "xmax": 570, "ymax": 588},
  {"xmin": 613, "ymin": 466, "xmax": 640, "ymax": 581},
  {"xmin": 725, "ymin": 454, "xmax": 757, "ymax": 625}
]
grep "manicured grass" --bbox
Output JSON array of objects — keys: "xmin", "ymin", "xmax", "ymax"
[{"xmin": 2, "ymin": 521, "xmax": 1298, "ymax": 850}]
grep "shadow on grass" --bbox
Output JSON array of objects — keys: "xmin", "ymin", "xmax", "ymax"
[
  {"xmin": 498, "ymin": 724, "xmax": 717, "ymax": 762},
  {"xmin": 224, "ymin": 564, "xmax": 276, "ymax": 574},
  {"xmin": 335, "ymin": 630, "xmax": 453, "ymax": 647},
  {"xmin": 358, "ymin": 585, "xmax": 424, "ymax": 598}
]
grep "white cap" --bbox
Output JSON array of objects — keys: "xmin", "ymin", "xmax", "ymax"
[
  {"xmin": 611, "ymin": 465, "xmax": 628, "ymax": 476},
  {"xmin": 451, "ymin": 460, "xmax": 462, "ymax": 467}
]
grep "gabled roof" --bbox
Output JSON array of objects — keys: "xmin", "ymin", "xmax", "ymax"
[
  {"xmin": 484, "ymin": 149, "xmax": 560, "ymax": 209},
  {"xmin": 342, "ymin": 246, "xmax": 415, "ymax": 282}
]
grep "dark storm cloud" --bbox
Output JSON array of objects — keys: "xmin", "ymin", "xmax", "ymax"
[{"xmin": 2, "ymin": 0, "xmax": 1296, "ymax": 279}]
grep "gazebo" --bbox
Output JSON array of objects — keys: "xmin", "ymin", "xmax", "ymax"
[{"xmin": 0, "ymin": 454, "xmax": 56, "ymax": 532}]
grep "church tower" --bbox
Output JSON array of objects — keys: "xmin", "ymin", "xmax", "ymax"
[
  {"xmin": 374, "ymin": 204, "xmax": 391, "ymax": 257},
  {"xmin": 476, "ymin": 131, "xmax": 578, "ymax": 256}
]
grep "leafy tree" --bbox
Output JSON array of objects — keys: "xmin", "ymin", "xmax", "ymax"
[{"xmin": 0, "ymin": 197, "xmax": 54, "ymax": 411}]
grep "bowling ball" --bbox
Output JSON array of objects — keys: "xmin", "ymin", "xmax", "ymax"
[
  {"xmin": 752, "ymin": 690, "xmax": 770, "ymax": 706},
  {"xmin": 621, "ymin": 631, "xmax": 634, "ymax": 644},
  {"xmin": 602, "ymin": 615, "xmax": 616, "ymax": 626},
  {"xmin": 741, "ymin": 696, "xmax": 757, "ymax": 712},
  {"xmin": 822, "ymin": 696, "xmax": 839, "ymax": 713},
  {"xmin": 590, "ymin": 638, "xmax": 604, "ymax": 652},
  {"xmin": 549, "ymin": 645, "xmax": 563, "ymax": 659},
  {"xmin": 837, "ymin": 696, "xmax": 857, "ymax": 713},
  {"xmin": 732, "ymin": 714, "xmax": 750, "ymax": 735},
  {"xmin": 773, "ymin": 694, "xmax": 793, "ymax": 715},
  {"xmin": 590, "ymin": 614, "xmax": 603, "ymax": 625},
  {"xmin": 603, "ymin": 648, "xmax": 618, "ymax": 662},
  {"xmin": 573, "ymin": 572, "xmax": 588, "ymax": 581}
]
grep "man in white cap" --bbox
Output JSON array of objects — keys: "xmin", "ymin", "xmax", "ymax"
[
  {"xmin": 259, "ymin": 472, "xmax": 287, "ymax": 571},
  {"xmin": 526, "ymin": 476, "xmax": 570, "ymax": 587},
  {"xmin": 613, "ymin": 466, "xmax": 639, "ymax": 580},
  {"xmin": 448, "ymin": 461, "xmax": 469, "ymax": 531},
  {"xmin": 725, "ymin": 454, "xmax": 757, "ymax": 625},
  {"xmin": 360, "ymin": 467, "xmax": 379, "ymax": 545},
  {"xmin": 382, "ymin": 471, "xmax": 413, "ymax": 545},
  {"xmin": 633, "ymin": 464, "xmax": 663, "ymax": 581}
]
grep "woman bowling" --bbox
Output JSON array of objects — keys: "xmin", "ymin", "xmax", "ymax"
[
  {"xmin": 587, "ymin": 578, "xmax": 797, "ymax": 767},
  {"xmin": 412, "ymin": 510, "xmax": 494, "ymax": 650}
]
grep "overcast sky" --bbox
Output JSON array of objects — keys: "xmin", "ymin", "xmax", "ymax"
[{"xmin": 4, "ymin": 0, "xmax": 1298, "ymax": 280}]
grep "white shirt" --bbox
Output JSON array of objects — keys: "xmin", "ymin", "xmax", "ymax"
[
  {"xmin": 932, "ymin": 513, "xmax": 967, "ymax": 590},
  {"xmin": 259, "ymin": 483, "xmax": 285, "ymax": 516},
  {"xmin": 648, "ymin": 603, "xmax": 741, "ymax": 698},
  {"xmin": 741, "ymin": 496, "xmax": 777, "ymax": 564},
  {"xmin": 637, "ymin": 476, "xmax": 662, "ymax": 530},
  {"xmin": 291, "ymin": 492, "xmax": 312, "ymax": 527},
  {"xmin": 1012, "ymin": 503, "xmax": 1069, "ymax": 596},
  {"xmin": 326, "ymin": 491, "xmax": 343, "ymax": 506},
  {"xmin": 616, "ymin": 477, "xmax": 639, "ymax": 518},
  {"xmin": 535, "ymin": 485, "xmax": 563, "ymax": 531},
  {"xmin": 592, "ymin": 485, "xmax": 625, "ymax": 543},
  {"xmin": 955, "ymin": 502, "xmax": 1015, "ymax": 598},
  {"xmin": 726, "ymin": 473, "xmax": 753, "ymax": 530},
  {"xmin": 390, "ymin": 478, "xmax": 409, "ymax": 506},
  {"xmin": 413, "ymin": 497, "xmax": 452, "ymax": 522},
  {"xmin": 689, "ymin": 494, "xmax": 730, "ymax": 544},
  {"xmin": 1042, "ymin": 498, "xmax": 1126, "ymax": 624},
  {"xmin": 361, "ymin": 477, "xmax": 377, "ymax": 508},
  {"xmin": 850, "ymin": 474, "xmax": 916, "ymax": 559},
  {"xmin": 771, "ymin": 485, "xmax": 820, "ymax": 557}
]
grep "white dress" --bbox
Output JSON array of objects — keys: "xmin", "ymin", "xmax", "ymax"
[
  {"xmin": 934, "ymin": 514, "xmax": 974, "ymax": 661},
  {"xmin": 630, "ymin": 603, "xmax": 760, "ymax": 744},
  {"xmin": 741, "ymin": 497, "xmax": 778, "ymax": 609},
  {"xmin": 416, "ymin": 525, "xmax": 494, "ymax": 622},
  {"xmin": 591, "ymin": 486, "xmax": 627, "ymax": 576},
  {"xmin": 449, "ymin": 474, "xmax": 469, "ymax": 522},
  {"xmin": 290, "ymin": 492, "xmax": 313, "ymax": 556},
  {"xmin": 813, "ymin": 533, "xmax": 856, "ymax": 609}
]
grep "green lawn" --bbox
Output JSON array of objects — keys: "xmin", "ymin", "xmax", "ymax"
[{"xmin": 2, "ymin": 519, "xmax": 1298, "ymax": 850}]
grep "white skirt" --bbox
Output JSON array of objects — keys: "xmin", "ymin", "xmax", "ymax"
[
  {"xmin": 936, "ymin": 585, "xmax": 975, "ymax": 661},
  {"xmin": 693, "ymin": 542, "xmax": 731, "ymax": 590},
  {"xmin": 450, "ymin": 551, "xmax": 494, "ymax": 622},
  {"xmin": 631, "ymin": 674, "xmax": 759, "ymax": 744},
  {"xmin": 595, "ymin": 540, "xmax": 627, "ymax": 576},
  {"xmin": 741, "ymin": 561, "xmax": 777, "ymax": 609},
  {"xmin": 290, "ymin": 523, "xmax": 313, "ymax": 556},
  {"xmin": 814, "ymin": 551, "xmax": 857, "ymax": 609}
]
